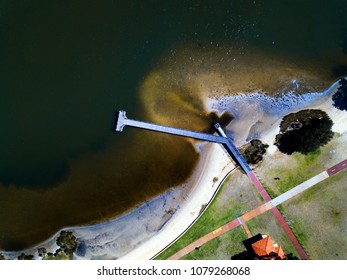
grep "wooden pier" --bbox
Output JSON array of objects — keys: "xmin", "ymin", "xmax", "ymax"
[{"xmin": 115, "ymin": 110, "xmax": 251, "ymax": 174}]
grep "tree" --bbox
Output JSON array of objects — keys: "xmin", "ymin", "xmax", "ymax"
[
  {"xmin": 332, "ymin": 78, "xmax": 347, "ymax": 111},
  {"xmin": 17, "ymin": 253, "xmax": 34, "ymax": 260},
  {"xmin": 37, "ymin": 247, "xmax": 47, "ymax": 258},
  {"xmin": 275, "ymin": 109, "xmax": 334, "ymax": 155},
  {"xmin": 243, "ymin": 139, "xmax": 269, "ymax": 164},
  {"xmin": 56, "ymin": 231, "xmax": 78, "ymax": 257}
]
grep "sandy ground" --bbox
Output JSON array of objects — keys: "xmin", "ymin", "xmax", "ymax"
[{"xmin": 2, "ymin": 79, "xmax": 345, "ymax": 260}]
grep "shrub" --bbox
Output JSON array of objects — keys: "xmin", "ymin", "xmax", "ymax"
[
  {"xmin": 243, "ymin": 139, "xmax": 269, "ymax": 164},
  {"xmin": 56, "ymin": 231, "xmax": 78, "ymax": 256},
  {"xmin": 332, "ymin": 78, "xmax": 347, "ymax": 111}
]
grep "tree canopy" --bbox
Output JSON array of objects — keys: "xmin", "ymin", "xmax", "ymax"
[
  {"xmin": 275, "ymin": 109, "xmax": 334, "ymax": 155},
  {"xmin": 243, "ymin": 139, "xmax": 269, "ymax": 164},
  {"xmin": 56, "ymin": 231, "xmax": 78, "ymax": 256}
]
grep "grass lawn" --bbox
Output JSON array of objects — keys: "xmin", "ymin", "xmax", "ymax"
[
  {"xmin": 182, "ymin": 227, "xmax": 247, "ymax": 260},
  {"xmin": 282, "ymin": 171, "xmax": 347, "ymax": 259},
  {"xmin": 261, "ymin": 148, "xmax": 322, "ymax": 195},
  {"xmin": 257, "ymin": 133, "xmax": 347, "ymax": 259}
]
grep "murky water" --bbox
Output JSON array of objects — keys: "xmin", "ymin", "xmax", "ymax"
[{"xmin": 1, "ymin": 0, "xmax": 347, "ymax": 250}]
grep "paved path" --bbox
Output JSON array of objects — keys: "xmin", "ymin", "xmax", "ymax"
[
  {"xmin": 269, "ymin": 171, "xmax": 329, "ymax": 208},
  {"xmin": 168, "ymin": 219, "xmax": 242, "ymax": 259},
  {"xmin": 327, "ymin": 159, "xmax": 347, "ymax": 176},
  {"xmin": 248, "ymin": 172, "xmax": 272, "ymax": 202},
  {"xmin": 168, "ymin": 158, "xmax": 347, "ymax": 260},
  {"xmin": 247, "ymin": 171, "xmax": 307, "ymax": 259}
]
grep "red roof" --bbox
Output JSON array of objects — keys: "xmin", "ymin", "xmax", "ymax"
[{"xmin": 251, "ymin": 235, "xmax": 285, "ymax": 259}]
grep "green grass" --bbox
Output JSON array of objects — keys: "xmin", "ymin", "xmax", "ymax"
[
  {"xmin": 281, "ymin": 171, "xmax": 347, "ymax": 259},
  {"xmin": 301, "ymin": 148, "xmax": 322, "ymax": 165},
  {"xmin": 272, "ymin": 149, "xmax": 322, "ymax": 193},
  {"xmin": 262, "ymin": 183, "xmax": 278, "ymax": 199},
  {"xmin": 182, "ymin": 227, "xmax": 247, "ymax": 260}
]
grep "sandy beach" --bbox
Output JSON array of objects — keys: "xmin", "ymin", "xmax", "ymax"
[
  {"xmin": 73, "ymin": 142, "xmax": 234, "ymax": 260},
  {"xmin": 119, "ymin": 143, "xmax": 234, "ymax": 260},
  {"xmin": 2, "ymin": 79, "xmax": 345, "ymax": 260}
]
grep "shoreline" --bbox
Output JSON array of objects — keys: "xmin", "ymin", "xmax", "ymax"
[
  {"xmin": 1, "ymin": 79, "xmax": 345, "ymax": 260},
  {"xmin": 1, "ymin": 142, "xmax": 234, "ymax": 260},
  {"xmin": 120, "ymin": 143, "xmax": 235, "ymax": 260},
  {"xmin": 73, "ymin": 142, "xmax": 234, "ymax": 260}
]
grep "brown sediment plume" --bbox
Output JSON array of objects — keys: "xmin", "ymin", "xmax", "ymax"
[
  {"xmin": 0, "ymin": 130, "xmax": 200, "ymax": 251},
  {"xmin": 139, "ymin": 43, "xmax": 345, "ymax": 130}
]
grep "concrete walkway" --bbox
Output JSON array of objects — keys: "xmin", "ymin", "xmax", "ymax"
[
  {"xmin": 168, "ymin": 158, "xmax": 347, "ymax": 260},
  {"xmin": 246, "ymin": 171, "xmax": 308, "ymax": 259}
]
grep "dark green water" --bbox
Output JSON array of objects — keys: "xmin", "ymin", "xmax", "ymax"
[{"xmin": 1, "ymin": 0, "xmax": 347, "ymax": 251}]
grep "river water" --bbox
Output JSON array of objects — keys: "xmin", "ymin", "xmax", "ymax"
[{"xmin": 1, "ymin": 0, "xmax": 347, "ymax": 250}]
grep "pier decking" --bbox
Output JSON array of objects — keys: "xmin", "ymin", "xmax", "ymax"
[
  {"xmin": 115, "ymin": 110, "xmax": 251, "ymax": 174},
  {"xmin": 116, "ymin": 110, "xmax": 226, "ymax": 144}
]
